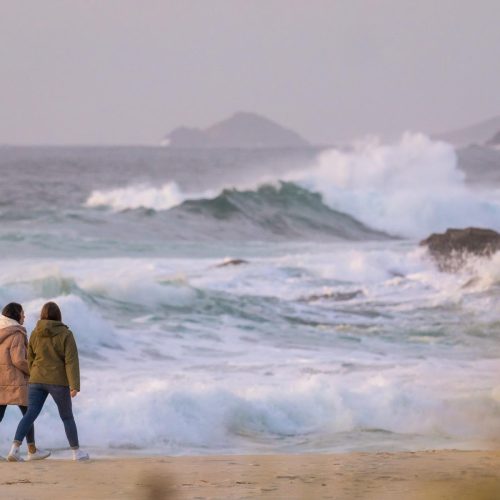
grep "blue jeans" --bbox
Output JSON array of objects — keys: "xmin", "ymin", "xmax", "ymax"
[
  {"xmin": 14, "ymin": 384, "xmax": 79, "ymax": 449},
  {"xmin": 0, "ymin": 405, "xmax": 35, "ymax": 445}
]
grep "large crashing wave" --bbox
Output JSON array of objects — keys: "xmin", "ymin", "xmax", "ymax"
[
  {"xmin": 287, "ymin": 133, "xmax": 500, "ymax": 238},
  {"xmin": 175, "ymin": 182, "xmax": 390, "ymax": 240},
  {"xmin": 84, "ymin": 133, "xmax": 500, "ymax": 240},
  {"xmin": 86, "ymin": 182, "xmax": 391, "ymax": 241}
]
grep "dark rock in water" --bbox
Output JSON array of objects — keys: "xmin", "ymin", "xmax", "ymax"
[
  {"xmin": 301, "ymin": 290, "xmax": 363, "ymax": 302},
  {"xmin": 388, "ymin": 270, "xmax": 405, "ymax": 278},
  {"xmin": 215, "ymin": 258, "xmax": 249, "ymax": 268},
  {"xmin": 420, "ymin": 227, "xmax": 500, "ymax": 271}
]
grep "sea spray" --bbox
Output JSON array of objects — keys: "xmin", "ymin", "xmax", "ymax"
[{"xmin": 286, "ymin": 133, "xmax": 500, "ymax": 237}]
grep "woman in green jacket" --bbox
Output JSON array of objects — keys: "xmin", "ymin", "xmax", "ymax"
[{"xmin": 8, "ymin": 302, "xmax": 89, "ymax": 461}]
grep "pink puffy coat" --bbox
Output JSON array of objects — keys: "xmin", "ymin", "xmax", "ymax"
[{"xmin": 0, "ymin": 315, "xmax": 29, "ymax": 405}]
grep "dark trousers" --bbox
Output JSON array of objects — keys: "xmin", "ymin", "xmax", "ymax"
[
  {"xmin": 14, "ymin": 383, "xmax": 79, "ymax": 449},
  {"xmin": 0, "ymin": 404, "xmax": 35, "ymax": 445}
]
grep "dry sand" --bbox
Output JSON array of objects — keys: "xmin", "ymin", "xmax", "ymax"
[{"xmin": 1, "ymin": 450, "xmax": 499, "ymax": 499}]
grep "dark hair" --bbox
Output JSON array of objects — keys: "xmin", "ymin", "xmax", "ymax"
[
  {"xmin": 2, "ymin": 302, "xmax": 23, "ymax": 323},
  {"xmin": 40, "ymin": 301, "xmax": 62, "ymax": 322}
]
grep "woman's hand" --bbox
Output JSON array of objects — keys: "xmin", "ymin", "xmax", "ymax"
[{"xmin": 70, "ymin": 389, "xmax": 79, "ymax": 398}]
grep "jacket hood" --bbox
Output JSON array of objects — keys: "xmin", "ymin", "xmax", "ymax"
[
  {"xmin": 33, "ymin": 319, "xmax": 68, "ymax": 338},
  {"xmin": 0, "ymin": 315, "xmax": 27, "ymax": 344}
]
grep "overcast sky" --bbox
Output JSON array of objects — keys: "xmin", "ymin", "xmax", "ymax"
[{"xmin": 1, "ymin": 0, "xmax": 499, "ymax": 145}]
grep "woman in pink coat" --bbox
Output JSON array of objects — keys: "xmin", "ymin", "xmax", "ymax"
[{"xmin": 0, "ymin": 302, "xmax": 50, "ymax": 461}]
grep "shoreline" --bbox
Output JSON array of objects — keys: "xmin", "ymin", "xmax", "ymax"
[{"xmin": 1, "ymin": 449, "xmax": 500, "ymax": 499}]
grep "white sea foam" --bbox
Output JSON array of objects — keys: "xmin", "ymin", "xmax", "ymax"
[
  {"xmin": 0, "ymin": 244, "xmax": 499, "ymax": 455},
  {"xmin": 2, "ymin": 365, "xmax": 497, "ymax": 454},
  {"xmin": 76, "ymin": 375, "xmax": 465, "ymax": 449},
  {"xmin": 285, "ymin": 133, "xmax": 500, "ymax": 238},
  {"xmin": 85, "ymin": 181, "xmax": 215, "ymax": 212}
]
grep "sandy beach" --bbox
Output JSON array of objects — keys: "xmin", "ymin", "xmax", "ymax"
[{"xmin": 0, "ymin": 450, "xmax": 499, "ymax": 499}]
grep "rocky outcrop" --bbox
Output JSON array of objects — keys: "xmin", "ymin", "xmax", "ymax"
[
  {"xmin": 215, "ymin": 258, "xmax": 249, "ymax": 268},
  {"xmin": 164, "ymin": 112, "xmax": 310, "ymax": 149},
  {"xmin": 420, "ymin": 227, "xmax": 500, "ymax": 271}
]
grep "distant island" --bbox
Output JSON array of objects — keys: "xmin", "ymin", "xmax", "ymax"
[{"xmin": 163, "ymin": 112, "xmax": 310, "ymax": 149}]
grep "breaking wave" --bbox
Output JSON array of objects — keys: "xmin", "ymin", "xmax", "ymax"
[
  {"xmin": 86, "ymin": 182, "xmax": 391, "ymax": 241},
  {"xmin": 84, "ymin": 134, "xmax": 500, "ymax": 241},
  {"xmin": 287, "ymin": 133, "xmax": 500, "ymax": 238}
]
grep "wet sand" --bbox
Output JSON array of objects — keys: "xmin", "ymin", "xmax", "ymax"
[{"xmin": 1, "ymin": 450, "xmax": 499, "ymax": 499}]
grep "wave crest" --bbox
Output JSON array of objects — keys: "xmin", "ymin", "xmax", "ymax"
[{"xmin": 85, "ymin": 182, "xmax": 214, "ymax": 212}]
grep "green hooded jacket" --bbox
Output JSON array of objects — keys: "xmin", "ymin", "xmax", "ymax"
[{"xmin": 28, "ymin": 320, "xmax": 80, "ymax": 391}]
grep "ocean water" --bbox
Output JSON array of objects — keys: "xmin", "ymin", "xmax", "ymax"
[{"xmin": 0, "ymin": 135, "xmax": 499, "ymax": 457}]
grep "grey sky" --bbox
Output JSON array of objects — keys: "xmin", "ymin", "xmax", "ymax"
[{"xmin": 1, "ymin": 0, "xmax": 499, "ymax": 145}]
